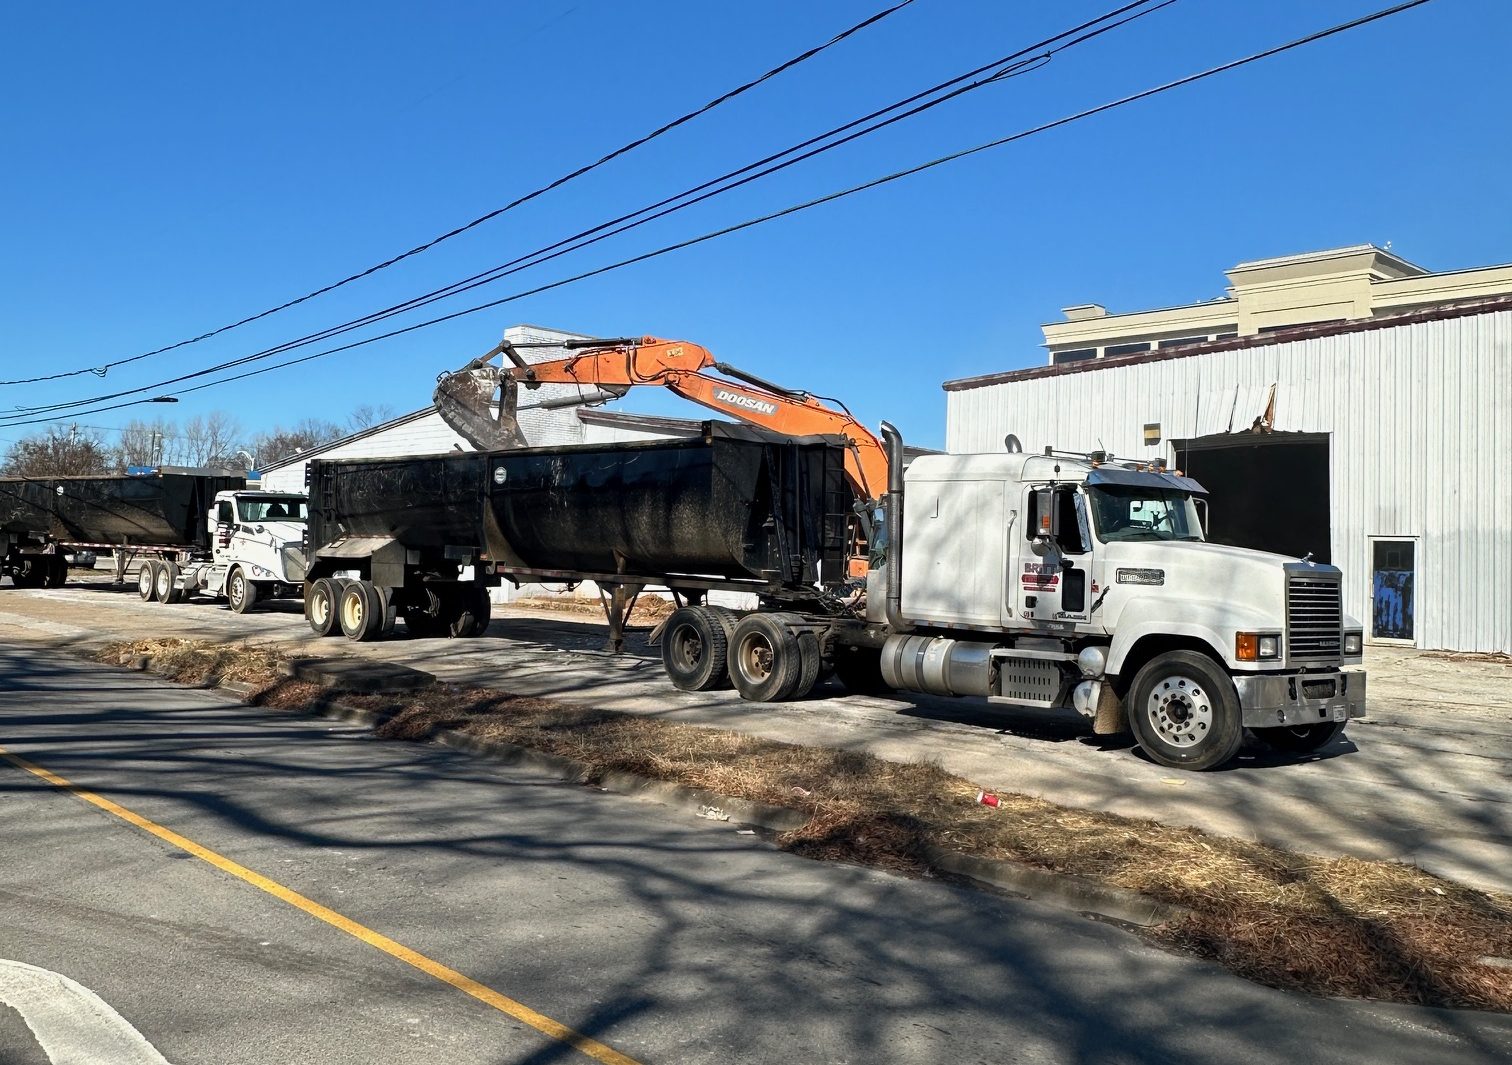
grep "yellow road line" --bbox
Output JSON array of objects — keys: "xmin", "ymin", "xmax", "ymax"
[{"xmin": 0, "ymin": 744, "xmax": 644, "ymax": 1065}]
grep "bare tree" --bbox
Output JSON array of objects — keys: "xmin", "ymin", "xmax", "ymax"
[
  {"xmin": 251, "ymin": 418, "xmax": 343, "ymax": 467},
  {"xmin": 178, "ymin": 411, "xmax": 244, "ymax": 467},
  {"xmin": 347, "ymin": 403, "xmax": 395, "ymax": 432},
  {"xmin": 115, "ymin": 418, "xmax": 176, "ymax": 470},
  {"xmin": 3, "ymin": 426, "xmax": 112, "ymax": 477}
]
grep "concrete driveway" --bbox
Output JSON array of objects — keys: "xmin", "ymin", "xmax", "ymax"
[{"xmin": 2, "ymin": 574, "xmax": 1509, "ymax": 894}]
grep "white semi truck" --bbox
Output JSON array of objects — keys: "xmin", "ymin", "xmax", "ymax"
[
  {"xmin": 659, "ymin": 424, "xmax": 1366, "ymax": 771},
  {"xmin": 135, "ymin": 489, "xmax": 308, "ymax": 613}
]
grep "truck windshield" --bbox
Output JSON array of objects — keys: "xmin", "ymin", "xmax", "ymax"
[
  {"xmin": 1088, "ymin": 485, "xmax": 1203, "ymax": 543},
  {"xmin": 239, "ymin": 497, "xmax": 307, "ymax": 522}
]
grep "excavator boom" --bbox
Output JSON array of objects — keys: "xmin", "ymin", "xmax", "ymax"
[{"xmin": 435, "ymin": 336, "xmax": 889, "ymax": 505}]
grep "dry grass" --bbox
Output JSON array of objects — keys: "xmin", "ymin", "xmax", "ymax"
[
  {"xmin": 512, "ymin": 594, "xmax": 676, "ymax": 624},
  {"xmin": 105, "ymin": 637, "xmax": 288, "ymax": 690},
  {"xmin": 101, "ymin": 638, "xmax": 1512, "ymax": 1012}
]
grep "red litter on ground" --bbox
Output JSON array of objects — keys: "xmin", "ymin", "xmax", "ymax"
[{"xmin": 975, "ymin": 790, "xmax": 1001, "ymax": 809}]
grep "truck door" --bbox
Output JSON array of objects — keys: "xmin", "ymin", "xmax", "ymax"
[
  {"xmin": 212, "ymin": 498, "xmax": 235, "ymax": 562},
  {"xmin": 1018, "ymin": 485, "xmax": 1093, "ymax": 625}
]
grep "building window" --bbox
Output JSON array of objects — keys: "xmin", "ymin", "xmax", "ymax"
[
  {"xmin": 1158, "ymin": 336, "xmax": 1209, "ymax": 349},
  {"xmin": 1104, "ymin": 342, "xmax": 1152, "ymax": 358},
  {"xmin": 1051, "ymin": 348, "xmax": 1096, "ymax": 364},
  {"xmin": 1213, "ymin": 332, "xmax": 1237, "ymax": 341}
]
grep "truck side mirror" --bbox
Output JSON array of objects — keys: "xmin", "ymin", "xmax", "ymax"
[
  {"xmin": 1033, "ymin": 488, "xmax": 1060, "ymax": 540},
  {"xmin": 1194, "ymin": 497, "xmax": 1209, "ymax": 534}
]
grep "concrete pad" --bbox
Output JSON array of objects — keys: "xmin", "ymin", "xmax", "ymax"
[{"xmin": 281, "ymin": 656, "xmax": 434, "ymax": 692}]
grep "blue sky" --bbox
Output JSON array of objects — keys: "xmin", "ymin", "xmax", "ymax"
[{"xmin": 2, "ymin": 0, "xmax": 1507, "ymax": 452}]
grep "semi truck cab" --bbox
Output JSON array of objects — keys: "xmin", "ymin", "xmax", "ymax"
[
  {"xmin": 873, "ymin": 444, "xmax": 1366, "ymax": 770},
  {"xmin": 136, "ymin": 490, "xmax": 308, "ymax": 612}
]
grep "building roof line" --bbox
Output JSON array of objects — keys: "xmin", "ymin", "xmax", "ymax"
[{"xmin": 944, "ymin": 294, "xmax": 1512, "ymax": 393}]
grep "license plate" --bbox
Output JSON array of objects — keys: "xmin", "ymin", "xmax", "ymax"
[{"xmin": 1331, "ymin": 704, "xmax": 1348, "ymax": 723}]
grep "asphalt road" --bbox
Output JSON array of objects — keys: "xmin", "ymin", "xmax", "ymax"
[
  {"xmin": 2, "ymin": 575, "xmax": 1511, "ymax": 893},
  {"xmin": 2, "ymin": 641, "xmax": 1511, "ymax": 1064}
]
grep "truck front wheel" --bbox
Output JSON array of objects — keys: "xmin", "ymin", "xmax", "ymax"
[
  {"xmin": 1128, "ymin": 651, "xmax": 1244, "ymax": 771},
  {"xmin": 228, "ymin": 568, "xmax": 259, "ymax": 614}
]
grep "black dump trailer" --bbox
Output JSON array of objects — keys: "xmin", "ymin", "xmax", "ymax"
[
  {"xmin": 0, "ymin": 471, "xmax": 242, "ymax": 588},
  {"xmin": 302, "ymin": 422, "xmax": 851, "ymax": 649}
]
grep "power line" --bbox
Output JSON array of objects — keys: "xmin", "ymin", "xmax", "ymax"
[
  {"xmin": 5, "ymin": 1, "xmax": 1172, "ymax": 420},
  {"xmin": 0, "ymin": 0, "xmax": 1436, "ymax": 428},
  {"xmin": 0, "ymin": 0, "xmax": 920, "ymax": 388}
]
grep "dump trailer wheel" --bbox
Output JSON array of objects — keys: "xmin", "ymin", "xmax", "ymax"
[
  {"xmin": 832, "ymin": 644, "xmax": 893, "ymax": 695},
  {"xmin": 227, "ymin": 567, "xmax": 259, "ymax": 614},
  {"xmin": 138, "ymin": 562, "xmax": 158, "ymax": 601},
  {"xmin": 661, "ymin": 606, "xmax": 729, "ymax": 691},
  {"xmin": 706, "ymin": 606, "xmax": 742, "ymax": 644},
  {"xmin": 45, "ymin": 556, "xmax": 67, "ymax": 588},
  {"xmin": 449, "ymin": 583, "xmax": 491, "ymax": 638},
  {"xmin": 1252, "ymin": 720, "xmax": 1347, "ymax": 754},
  {"xmin": 1127, "ymin": 650, "xmax": 1244, "ymax": 771},
  {"xmin": 728, "ymin": 613, "xmax": 803, "ymax": 703},
  {"xmin": 338, "ymin": 580, "xmax": 384, "ymax": 641},
  {"xmin": 154, "ymin": 559, "xmax": 183, "ymax": 604},
  {"xmin": 305, "ymin": 578, "xmax": 341, "ymax": 637}
]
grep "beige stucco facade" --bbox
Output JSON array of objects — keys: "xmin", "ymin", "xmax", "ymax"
[{"xmin": 1042, "ymin": 245, "xmax": 1512, "ymax": 364}]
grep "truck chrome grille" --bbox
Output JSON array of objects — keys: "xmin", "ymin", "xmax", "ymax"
[{"xmin": 1287, "ymin": 574, "xmax": 1342, "ymax": 661}]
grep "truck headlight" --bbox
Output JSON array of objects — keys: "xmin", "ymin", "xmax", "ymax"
[
  {"xmin": 1236, "ymin": 632, "xmax": 1282, "ymax": 662},
  {"xmin": 1344, "ymin": 631, "xmax": 1363, "ymax": 656}
]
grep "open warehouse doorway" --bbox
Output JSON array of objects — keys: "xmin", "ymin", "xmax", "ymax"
[{"xmin": 1174, "ymin": 432, "xmax": 1331, "ymax": 563}]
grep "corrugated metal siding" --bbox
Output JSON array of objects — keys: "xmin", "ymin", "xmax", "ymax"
[{"xmin": 946, "ymin": 309, "xmax": 1512, "ymax": 652}]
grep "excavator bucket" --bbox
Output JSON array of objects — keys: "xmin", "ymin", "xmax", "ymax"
[{"xmin": 433, "ymin": 362, "xmax": 528, "ymax": 451}]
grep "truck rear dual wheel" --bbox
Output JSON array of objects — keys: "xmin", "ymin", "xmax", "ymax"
[
  {"xmin": 138, "ymin": 563, "xmax": 156, "ymax": 601},
  {"xmin": 727, "ymin": 612, "xmax": 821, "ymax": 703},
  {"xmin": 154, "ymin": 560, "xmax": 183, "ymax": 604},
  {"xmin": 44, "ymin": 557, "xmax": 67, "ymax": 588},
  {"xmin": 1127, "ymin": 650, "xmax": 1245, "ymax": 771}
]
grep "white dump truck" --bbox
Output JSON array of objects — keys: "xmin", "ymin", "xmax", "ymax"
[{"xmin": 135, "ymin": 489, "xmax": 308, "ymax": 613}]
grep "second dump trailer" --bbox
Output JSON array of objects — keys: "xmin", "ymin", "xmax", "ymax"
[{"xmin": 0, "ymin": 470, "xmax": 242, "ymax": 588}]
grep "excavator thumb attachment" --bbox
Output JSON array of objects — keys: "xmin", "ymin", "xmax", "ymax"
[{"xmin": 434, "ymin": 362, "xmax": 528, "ymax": 451}]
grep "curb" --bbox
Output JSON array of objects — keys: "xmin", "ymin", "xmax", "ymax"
[
  {"xmin": 922, "ymin": 847, "xmax": 1188, "ymax": 927},
  {"xmin": 119, "ymin": 650, "xmax": 1182, "ymax": 928}
]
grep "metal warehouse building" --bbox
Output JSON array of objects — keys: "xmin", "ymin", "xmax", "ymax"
[{"xmin": 944, "ymin": 247, "xmax": 1512, "ymax": 653}]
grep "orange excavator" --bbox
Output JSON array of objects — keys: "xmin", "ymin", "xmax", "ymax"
[{"xmin": 435, "ymin": 335, "xmax": 889, "ymax": 508}]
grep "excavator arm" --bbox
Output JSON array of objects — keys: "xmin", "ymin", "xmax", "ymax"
[{"xmin": 435, "ymin": 336, "xmax": 889, "ymax": 505}]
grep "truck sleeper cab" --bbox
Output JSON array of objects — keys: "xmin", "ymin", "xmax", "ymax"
[{"xmin": 867, "ymin": 442, "xmax": 1365, "ymax": 770}]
